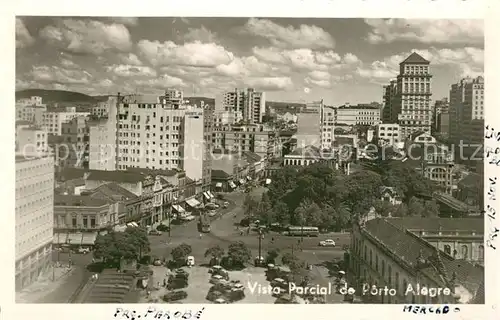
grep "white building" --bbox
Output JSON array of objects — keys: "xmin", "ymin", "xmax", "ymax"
[
  {"xmin": 41, "ymin": 107, "xmax": 90, "ymax": 135},
  {"xmin": 16, "ymin": 96, "xmax": 47, "ymax": 123},
  {"xmin": 89, "ymin": 92, "xmax": 205, "ymax": 184},
  {"xmin": 215, "ymin": 88, "xmax": 266, "ymax": 123},
  {"xmin": 321, "ymin": 105, "xmax": 335, "ymax": 150},
  {"xmin": 213, "ymin": 110, "xmax": 242, "ymax": 126},
  {"xmin": 15, "ymin": 155, "xmax": 54, "ymax": 291},
  {"xmin": 376, "ymin": 124, "xmax": 401, "ymax": 147},
  {"xmin": 16, "ymin": 125, "xmax": 49, "ymax": 156},
  {"xmin": 334, "ymin": 104, "xmax": 381, "ymax": 126}
]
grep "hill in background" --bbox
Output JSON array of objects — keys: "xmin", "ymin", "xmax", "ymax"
[{"xmin": 16, "ymin": 89, "xmax": 100, "ymax": 104}]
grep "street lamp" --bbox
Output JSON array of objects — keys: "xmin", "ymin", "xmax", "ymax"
[{"xmin": 258, "ymin": 228, "xmax": 263, "ymax": 265}]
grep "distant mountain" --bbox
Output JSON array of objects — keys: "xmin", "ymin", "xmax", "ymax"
[
  {"xmin": 266, "ymin": 101, "xmax": 306, "ymax": 109},
  {"xmin": 16, "ymin": 89, "xmax": 98, "ymax": 104}
]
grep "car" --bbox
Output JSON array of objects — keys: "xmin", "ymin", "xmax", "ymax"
[
  {"xmin": 163, "ymin": 290, "xmax": 188, "ymax": 302},
  {"xmin": 223, "ymin": 201, "xmax": 229, "ymax": 208},
  {"xmin": 149, "ymin": 230, "xmax": 162, "ymax": 236},
  {"xmin": 153, "ymin": 258, "xmax": 163, "ymax": 266},
  {"xmin": 208, "ymin": 210, "xmax": 217, "ymax": 217},
  {"xmin": 186, "ymin": 256, "xmax": 195, "ymax": 267},
  {"xmin": 319, "ymin": 239, "xmax": 336, "ymax": 247},
  {"xmin": 77, "ymin": 247, "xmax": 90, "ymax": 254},
  {"xmin": 213, "ymin": 298, "xmax": 229, "ymax": 304},
  {"xmin": 231, "ymin": 282, "xmax": 244, "ymax": 291},
  {"xmin": 209, "ymin": 274, "xmax": 224, "ymax": 284}
]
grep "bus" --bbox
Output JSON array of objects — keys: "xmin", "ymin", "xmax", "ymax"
[
  {"xmin": 286, "ymin": 226, "xmax": 319, "ymax": 237},
  {"xmin": 199, "ymin": 214, "xmax": 211, "ymax": 233}
]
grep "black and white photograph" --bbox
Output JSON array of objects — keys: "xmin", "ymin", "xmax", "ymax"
[{"xmin": 14, "ymin": 16, "xmax": 486, "ymax": 305}]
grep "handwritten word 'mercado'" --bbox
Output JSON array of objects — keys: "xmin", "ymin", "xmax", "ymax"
[
  {"xmin": 114, "ymin": 307, "xmax": 205, "ymax": 320},
  {"xmin": 403, "ymin": 305, "xmax": 460, "ymax": 314}
]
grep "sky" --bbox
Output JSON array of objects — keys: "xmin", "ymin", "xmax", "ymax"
[{"xmin": 15, "ymin": 17, "xmax": 484, "ymax": 105}]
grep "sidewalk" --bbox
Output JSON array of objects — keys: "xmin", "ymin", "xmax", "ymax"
[{"xmin": 16, "ymin": 265, "xmax": 74, "ymax": 303}]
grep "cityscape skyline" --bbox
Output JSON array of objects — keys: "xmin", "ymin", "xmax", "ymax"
[{"xmin": 16, "ymin": 17, "xmax": 484, "ymax": 105}]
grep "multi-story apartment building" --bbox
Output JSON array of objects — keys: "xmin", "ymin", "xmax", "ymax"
[
  {"xmin": 212, "ymin": 123, "xmax": 278, "ymax": 159},
  {"xmin": 334, "ymin": 103, "xmax": 381, "ymax": 126},
  {"xmin": 16, "ymin": 123, "xmax": 49, "ymax": 156},
  {"xmin": 376, "ymin": 123, "xmax": 401, "ymax": 147},
  {"xmin": 432, "ymin": 98, "xmax": 449, "ymax": 134},
  {"xmin": 422, "ymin": 146, "xmax": 455, "ymax": 195},
  {"xmin": 349, "ymin": 217, "xmax": 484, "ymax": 304},
  {"xmin": 382, "ymin": 80, "xmax": 397, "ymax": 123},
  {"xmin": 385, "ymin": 53, "xmax": 433, "ymax": 139},
  {"xmin": 41, "ymin": 106, "xmax": 90, "ymax": 136},
  {"xmin": 202, "ymin": 102, "xmax": 214, "ymax": 191},
  {"xmin": 213, "ymin": 110, "xmax": 242, "ymax": 126},
  {"xmin": 449, "ymin": 76, "xmax": 485, "ymax": 164},
  {"xmin": 92, "ymin": 101, "xmax": 109, "ymax": 118},
  {"xmin": 88, "ymin": 91, "xmax": 205, "ymax": 185},
  {"xmin": 16, "ymin": 96, "xmax": 47, "ymax": 123},
  {"xmin": 216, "ymin": 88, "xmax": 266, "ymax": 123},
  {"xmin": 296, "ymin": 101, "xmax": 323, "ymax": 148},
  {"xmin": 15, "ymin": 155, "xmax": 54, "ymax": 290},
  {"xmin": 321, "ymin": 105, "xmax": 335, "ymax": 150},
  {"xmin": 60, "ymin": 116, "xmax": 89, "ymax": 169}
]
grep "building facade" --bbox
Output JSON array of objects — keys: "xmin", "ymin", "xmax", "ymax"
[
  {"xmin": 15, "ymin": 155, "xmax": 55, "ymax": 291},
  {"xmin": 41, "ymin": 107, "xmax": 90, "ymax": 136},
  {"xmin": 321, "ymin": 105, "xmax": 335, "ymax": 150},
  {"xmin": 16, "ymin": 125, "xmax": 49, "ymax": 156},
  {"xmin": 334, "ymin": 104, "xmax": 381, "ymax": 126},
  {"xmin": 349, "ymin": 217, "xmax": 484, "ymax": 304},
  {"xmin": 382, "ymin": 80, "xmax": 397, "ymax": 123},
  {"xmin": 376, "ymin": 124, "xmax": 401, "ymax": 147},
  {"xmin": 449, "ymin": 76, "xmax": 484, "ymax": 164},
  {"xmin": 388, "ymin": 53, "xmax": 433, "ymax": 139},
  {"xmin": 60, "ymin": 116, "xmax": 90, "ymax": 169},
  {"xmin": 216, "ymin": 88, "xmax": 266, "ymax": 123}
]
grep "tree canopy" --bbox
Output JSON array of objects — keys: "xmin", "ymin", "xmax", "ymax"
[
  {"xmin": 227, "ymin": 241, "xmax": 252, "ymax": 268},
  {"xmin": 171, "ymin": 243, "xmax": 193, "ymax": 263},
  {"xmin": 93, "ymin": 227, "xmax": 150, "ymax": 266}
]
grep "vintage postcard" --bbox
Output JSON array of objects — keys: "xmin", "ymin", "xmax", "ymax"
[{"xmin": 4, "ymin": 1, "xmax": 498, "ymax": 320}]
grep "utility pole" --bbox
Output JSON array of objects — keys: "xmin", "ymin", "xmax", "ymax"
[
  {"xmin": 258, "ymin": 228, "xmax": 263, "ymax": 264},
  {"xmin": 168, "ymin": 209, "xmax": 171, "ymax": 237}
]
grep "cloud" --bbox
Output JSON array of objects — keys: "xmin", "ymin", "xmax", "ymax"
[
  {"xmin": 60, "ymin": 58, "xmax": 78, "ymax": 68},
  {"xmin": 356, "ymin": 47, "xmax": 484, "ymax": 82},
  {"xmin": 39, "ymin": 19, "xmax": 133, "ymax": 55},
  {"xmin": 30, "ymin": 65, "xmax": 93, "ymax": 84},
  {"xmin": 98, "ymin": 79, "xmax": 114, "ymax": 87},
  {"xmin": 365, "ymin": 19, "xmax": 484, "ymax": 45},
  {"xmin": 119, "ymin": 53, "xmax": 143, "ymax": 66},
  {"xmin": 244, "ymin": 18, "xmax": 335, "ymax": 49},
  {"xmin": 108, "ymin": 17, "xmax": 138, "ymax": 26},
  {"xmin": 106, "ymin": 64, "xmax": 157, "ymax": 77},
  {"xmin": 183, "ymin": 26, "xmax": 217, "ymax": 43},
  {"xmin": 216, "ymin": 56, "xmax": 272, "ymax": 77},
  {"xmin": 134, "ymin": 74, "xmax": 186, "ymax": 89},
  {"xmin": 245, "ymin": 76, "xmax": 293, "ymax": 91},
  {"xmin": 16, "ymin": 18, "xmax": 35, "ymax": 48},
  {"xmin": 137, "ymin": 40, "xmax": 234, "ymax": 67}
]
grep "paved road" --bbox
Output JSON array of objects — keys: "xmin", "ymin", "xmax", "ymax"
[{"xmin": 149, "ymin": 187, "xmax": 348, "ymax": 271}]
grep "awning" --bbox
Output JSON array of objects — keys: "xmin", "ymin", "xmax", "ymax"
[
  {"xmin": 265, "ymin": 178, "xmax": 271, "ymax": 185},
  {"xmin": 207, "ymin": 191, "xmax": 215, "ymax": 199},
  {"xmin": 229, "ymin": 181, "xmax": 237, "ymax": 188},
  {"xmin": 203, "ymin": 192, "xmax": 210, "ymax": 200},
  {"xmin": 81, "ymin": 233, "xmax": 98, "ymax": 245},
  {"xmin": 172, "ymin": 204, "xmax": 185, "ymax": 213},
  {"xmin": 186, "ymin": 198, "xmax": 201, "ymax": 208},
  {"xmin": 239, "ymin": 179, "xmax": 246, "ymax": 185},
  {"xmin": 67, "ymin": 233, "xmax": 83, "ymax": 245},
  {"xmin": 246, "ymin": 176, "xmax": 252, "ymax": 181},
  {"xmin": 53, "ymin": 233, "xmax": 69, "ymax": 244},
  {"xmin": 215, "ymin": 182, "xmax": 223, "ymax": 188}
]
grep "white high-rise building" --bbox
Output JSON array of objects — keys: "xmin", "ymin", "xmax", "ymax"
[
  {"xmin": 89, "ymin": 91, "xmax": 205, "ymax": 183},
  {"xmin": 215, "ymin": 88, "xmax": 266, "ymax": 123},
  {"xmin": 15, "ymin": 155, "xmax": 54, "ymax": 291}
]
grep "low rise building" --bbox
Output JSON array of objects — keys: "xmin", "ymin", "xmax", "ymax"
[
  {"xmin": 349, "ymin": 217, "xmax": 484, "ymax": 304},
  {"xmin": 334, "ymin": 104, "xmax": 381, "ymax": 126},
  {"xmin": 376, "ymin": 124, "xmax": 401, "ymax": 147}
]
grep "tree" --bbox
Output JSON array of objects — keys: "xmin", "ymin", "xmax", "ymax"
[
  {"xmin": 325, "ymin": 204, "xmax": 351, "ymax": 231},
  {"xmin": 281, "ymin": 252, "xmax": 296, "ymax": 266},
  {"xmin": 423, "ymin": 200, "xmax": 440, "ymax": 217},
  {"xmin": 257, "ymin": 192, "xmax": 274, "ymax": 224},
  {"xmin": 204, "ymin": 245, "xmax": 225, "ymax": 266},
  {"xmin": 243, "ymin": 194, "xmax": 259, "ymax": 219},
  {"xmin": 93, "ymin": 231, "xmax": 141, "ymax": 267},
  {"xmin": 393, "ymin": 203, "xmax": 409, "ymax": 217},
  {"xmin": 227, "ymin": 241, "xmax": 252, "ymax": 268},
  {"xmin": 124, "ymin": 227, "xmax": 150, "ymax": 258},
  {"xmin": 266, "ymin": 248, "xmax": 280, "ymax": 264},
  {"xmin": 373, "ymin": 199, "xmax": 396, "ymax": 217},
  {"xmin": 171, "ymin": 243, "xmax": 192, "ymax": 264},
  {"xmin": 272, "ymin": 201, "xmax": 290, "ymax": 226},
  {"xmin": 408, "ymin": 196, "xmax": 426, "ymax": 216}
]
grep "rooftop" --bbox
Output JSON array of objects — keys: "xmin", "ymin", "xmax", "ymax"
[
  {"xmin": 86, "ymin": 170, "xmax": 145, "ymax": 184},
  {"xmin": 211, "ymin": 169, "xmax": 230, "ymax": 179},
  {"xmin": 387, "ymin": 217, "xmax": 484, "ymax": 233},
  {"xmin": 126, "ymin": 167, "xmax": 178, "ymax": 177},
  {"xmin": 54, "ymin": 194, "xmax": 111, "ymax": 207},
  {"xmin": 400, "ymin": 52, "xmax": 430, "ymax": 65},
  {"xmin": 90, "ymin": 182, "xmax": 138, "ymax": 201},
  {"xmin": 288, "ymin": 145, "xmax": 321, "ymax": 157},
  {"xmin": 458, "ymin": 173, "xmax": 482, "ymax": 189}
]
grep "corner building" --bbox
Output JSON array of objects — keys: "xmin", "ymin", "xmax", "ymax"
[{"xmin": 15, "ymin": 155, "xmax": 55, "ymax": 291}]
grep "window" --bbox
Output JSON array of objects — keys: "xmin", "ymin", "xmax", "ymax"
[
  {"xmin": 444, "ymin": 244, "xmax": 451, "ymax": 255},
  {"xmin": 388, "ymin": 265, "xmax": 392, "ymax": 284},
  {"xmin": 375, "ymin": 255, "xmax": 379, "ymax": 272},
  {"xmin": 395, "ymin": 272, "xmax": 400, "ymax": 292},
  {"xmin": 461, "ymin": 245, "xmax": 468, "ymax": 259},
  {"xmin": 72, "ymin": 217, "xmax": 77, "ymax": 227},
  {"xmin": 370, "ymin": 250, "xmax": 373, "ymax": 267},
  {"xmin": 82, "ymin": 216, "xmax": 88, "ymax": 228},
  {"xmin": 90, "ymin": 218, "xmax": 96, "ymax": 228},
  {"xmin": 479, "ymin": 245, "xmax": 484, "ymax": 261},
  {"xmin": 381, "ymin": 260, "xmax": 385, "ymax": 277}
]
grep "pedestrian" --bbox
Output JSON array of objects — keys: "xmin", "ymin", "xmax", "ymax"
[
  {"xmin": 199, "ymin": 233, "xmax": 202, "ymax": 239},
  {"xmin": 271, "ymin": 237, "xmax": 275, "ymax": 243},
  {"xmin": 163, "ymin": 278, "xmax": 167, "ymax": 287}
]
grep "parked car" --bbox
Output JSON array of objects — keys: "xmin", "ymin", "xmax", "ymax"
[
  {"xmin": 208, "ymin": 210, "xmax": 218, "ymax": 217},
  {"xmin": 77, "ymin": 247, "xmax": 90, "ymax": 254},
  {"xmin": 163, "ymin": 290, "xmax": 188, "ymax": 302},
  {"xmin": 149, "ymin": 230, "xmax": 162, "ymax": 236},
  {"xmin": 223, "ymin": 201, "xmax": 229, "ymax": 208},
  {"xmin": 210, "ymin": 274, "xmax": 225, "ymax": 284},
  {"xmin": 254, "ymin": 256, "xmax": 265, "ymax": 267},
  {"xmin": 209, "ymin": 265, "xmax": 228, "ymax": 278},
  {"xmin": 213, "ymin": 298, "xmax": 229, "ymax": 304},
  {"xmin": 156, "ymin": 224, "xmax": 170, "ymax": 232},
  {"xmin": 186, "ymin": 256, "xmax": 195, "ymax": 267},
  {"xmin": 319, "ymin": 239, "xmax": 336, "ymax": 247}
]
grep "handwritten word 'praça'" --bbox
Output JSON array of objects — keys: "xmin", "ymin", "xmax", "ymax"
[
  {"xmin": 403, "ymin": 305, "xmax": 460, "ymax": 314},
  {"xmin": 485, "ymin": 124, "xmax": 500, "ymax": 250},
  {"xmin": 114, "ymin": 307, "xmax": 205, "ymax": 320}
]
